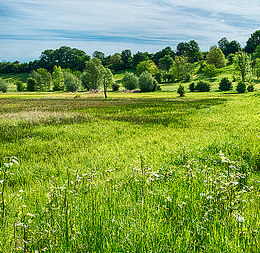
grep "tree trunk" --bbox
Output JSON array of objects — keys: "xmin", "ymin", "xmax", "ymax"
[{"xmin": 103, "ymin": 78, "xmax": 107, "ymax": 98}]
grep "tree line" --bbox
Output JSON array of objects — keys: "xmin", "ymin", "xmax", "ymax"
[{"xmin": 1, "ymin": 30, "xmax": 259, "ymax": 74}]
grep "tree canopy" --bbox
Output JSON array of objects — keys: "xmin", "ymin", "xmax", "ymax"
[{"xmin": 245, "ymin": 30, "xmax": 260, "ymax": 53}]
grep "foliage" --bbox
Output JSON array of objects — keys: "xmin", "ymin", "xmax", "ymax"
[
  {"xmin": 177, "ymin": 84, "xmax": 185, "ymax": 97},
  {"xmin": 26, "ymin": 77, "xmax": 37, "ymax": 92},
  {"xmin": 247, "ymin": 84, "xmax": 254, "ymax": 92},
  {"xmin": 244, "ymin": 30, "xmax": 260, "ymax": 53},
  {"xmin": 15, "ymin": 80, "xmax": 26, "ymax": 92},
  {"xmin": 81, "ymin": 58, "xmax": 103, "ymax": 91},
  {"xmin": 218, "ymin": 37, "xmax": 241, "ymax": 56},
  {"xmin": 203, "ymin": 64, "xmax": 218, "ymax": 78},
  {"xmin": 121, "ymin": 50, "xmax": 132, "ymax": 69},
  {"xmin": 122, "ymin": 72, "xmax": 138, "ymax": 90},
  {"xmin": 0, "ymin": 79, "xmax": 8, "ymax": 93},
  {"xmin": 219, "ymin": 77, "xmax": 233, "ymax": 91},
  {"xmin": 176, "ymin": 40, "xmax": 202, "ymax": 62},
  {"xmin": 102, "ymin": 68, "xmax": 115, "ymax": 98},
  {"xmin": 112, "ymin": 83, "xmax": 120, "ymax": 91},
  {"xmin": 189, "ymin": 82, "xmax": 195, "ymax": 92},
  {"xmin": 64, "ymin": 72, "xmax": 81, "ymax": 92},
  {"xmin": 206, "ymin": 46, "xmax": 226, "ymax": 68},
  {"xmin": 35, "ymin": 68, "xmax": 52, "ymax": 91},
  {"xmin": 227, "ymin": 53, "xmax": 235, "ymax": 65},
  {"xmin": 138, "ymin": 71, "xmax": 155, "ymax": 92},
  {"xmin": 40, "ymin": 46, "xmax": 90, "ymax": 71},
  {"xmin": 136, "ymin": 60, "xmax": 157, "ymax": 77},
  {"xmin": 195, "ymin": 81, "xmax": 211, "ymax": 92},
  {"xmin": 170, "ymin": 56, "xmax": 194, "ymax": 81},
  {"xmin": 152, "ymin": 46, "xmax": 175, "ymax": 65},
  {"xmin": 253, "ymin": 58, "xmax": 260, "ymax": 80},
  {"xmin": 234, "ymin": 52, "xmax": 251, "ymax": 83},
  {"xmin": 52, "ymin": 66, "xmax": 65, "ymax": 91},
  {"xmin": 158, "ymin": 55, "xmax": 174, "ymax": 71},
  {"xmin": 253, "ymin": 44, "xmax": 260, "ymax": 60},
  {"xmin": 132, "ymin": 52, "xmax": 150, "ymax": 68},
  {"xmin": 236, "ymin": 81, "xmax": 246, "ymax": 93},
  {"xmin": 109, "ymin": 53, "xmax": 124, "ymax": 71},
  {"xmin": 92, "ymin": 51, "xmax": 105, "ymax": 61}
]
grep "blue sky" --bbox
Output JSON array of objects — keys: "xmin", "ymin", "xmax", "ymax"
[{"xmin": 0, "ymin": 0, "xmax": 259, "ymax": 62}]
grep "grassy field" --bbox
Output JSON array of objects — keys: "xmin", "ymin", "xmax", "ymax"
[{"xmin": 0, "ymin": 91, "xmax": 259, "ymax": 252}]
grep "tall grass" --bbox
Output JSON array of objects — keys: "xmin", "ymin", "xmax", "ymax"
[{"xmin": 0, "ymin": 92, "xmax": 259, "ymax": 252}]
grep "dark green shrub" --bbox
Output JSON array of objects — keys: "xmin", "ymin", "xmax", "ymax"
[
  {"xmin": 138, "ymin": 71, "xmax": 155, "ymax": 92},
  {"xmin": 27, "ymin": 78, "xmax": 37, "ymax": 91},
  {"xmin": 247, "ymin": 84, "xmax": 254, "ymax": 92},
  {"xmin": 219, "ymin": 77, "xmax": 232, "ymax": 91},
  {"xmin": 15, "ymin": 80, "xmax": 26, "ymax": 92},
  {"xmin": 189, "ymin": 82, "xmax": 195, "ymax": 92},
  {"xmin": 236, "ymin": 81, "xmax": 246, "ymax": 93},
  {"xmin": 0, "ymin": 79, "xmax": 8, "ymax": 93},
  {"xmin": 177, "ymin": 84, "xmax": 185, "ymax": 97},
  {"xmin": 122, "ymin": 72, "xmax": 138, "ymax": 90},
  {"xmin": 112, "ymin": 83, "xmax": 120, "ymax": 91},
  {"xmin": 195, "ymin": 81, "xmax": 211, "ymax": 92}
]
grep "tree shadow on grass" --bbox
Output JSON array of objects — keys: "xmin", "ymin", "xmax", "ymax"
[{"xmin": 94, "ymin": 98, "xmax": 227, "ymax": 127}]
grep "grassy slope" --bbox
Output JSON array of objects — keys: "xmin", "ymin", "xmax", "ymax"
[{"xmin": 0, "ymin": 92, "xmax": 259, "ymax": 252}]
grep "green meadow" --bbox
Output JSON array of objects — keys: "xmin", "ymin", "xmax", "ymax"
[{"xmin": 0, "ymin": 91, "xmax": 259, "ymax": 252}]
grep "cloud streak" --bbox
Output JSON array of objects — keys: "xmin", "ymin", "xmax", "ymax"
[{"xmin": 0, "ymin": 0, "xmax": 259, "ymax": 61}]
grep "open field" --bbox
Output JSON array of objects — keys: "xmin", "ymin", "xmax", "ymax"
[{"xmin": 0, "ymin": 91, "xmax": 259, "ymax": 252}]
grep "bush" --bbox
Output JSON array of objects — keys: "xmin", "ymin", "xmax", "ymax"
[
  {"xmin": 189, "ymin": 82, "xmax": 195, "ymax": 92},
  {"xmin": 15, "ymin": 80, "xmax": 26, "ymax": 92},
  {"xmin": 247, "ymin": 84, "xmax": 254, "ymax": 92},
  {"xmin": 0, "ymin": 79, "xmax": 8, "ymax": 93},
  {"xmin": 122, "ymin": 72, "xmax": 138, "ymax": 90},
  {"xmin": 138, "ymin": 71, "xmax": 155, "ymax": 92},
  {"xmin": 64, "ymin": 72, "xmax": 81, "ymax": 92},
  {"xmin": 152, "ymin": 80, "xmax": 161, "ymax": 91},
  {"xmin": 177, "ymin": 84, "xmax": 185, "ymax": 97},
  {"xmin": 195, "ymin": 81, "xmax": 211, "ymax": 92},
  {"xmin": 219, "ymin": 77, "xmax": 232, "ymax": 91},
  {"xmin": 236, "ymin": 81, "xmax": 246, "ymax": 93},
  {"xmin": 27, "ymin": 78, "xmax": 37, "ymax": 91},
  {"xmin": 112, "ymin": 83, "xmax": 120, "ymax": 91}
]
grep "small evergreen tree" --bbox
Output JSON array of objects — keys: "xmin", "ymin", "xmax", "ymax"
[
  {"xmin": 177, "ymin": 84, "xmax": 185, "ymax": 97},
  {"xmin": 195, "ymin": 81, "xmax": 211, "ymax": 92},
  {"xmin": 219, "ymin": 78, "xmax": 232, "ymax": 91},
  {"xmin": 236, "ymin": 81, "xmax": 246, "ymax": 93}
]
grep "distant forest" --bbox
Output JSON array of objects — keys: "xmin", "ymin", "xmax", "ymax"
[{"xmin": 1, "ymin": 30, "xmax": 259, "ymax": 74}]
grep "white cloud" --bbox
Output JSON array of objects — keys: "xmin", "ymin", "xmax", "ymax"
[{"xmin": 0, "ymin": 0, "xmax": 259, "ymax": 61}]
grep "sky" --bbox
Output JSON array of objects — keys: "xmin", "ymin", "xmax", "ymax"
[{"xmin": 0, "ymin": 0, "xmax": 259, "ymax": 62}]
